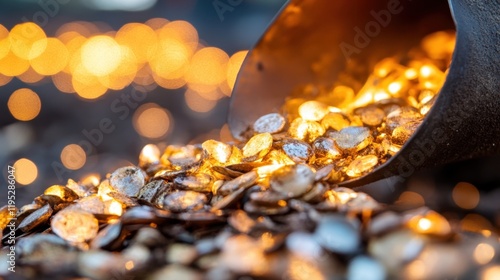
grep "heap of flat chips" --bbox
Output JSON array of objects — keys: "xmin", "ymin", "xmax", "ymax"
[{"xmin": 3, "ymin": 31, "xmax": 493, "ymax": 280}]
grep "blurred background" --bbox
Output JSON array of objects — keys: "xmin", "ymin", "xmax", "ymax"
[{"xmin": 0, "ymin": 0, "xmax": 286, "ymax": 205}]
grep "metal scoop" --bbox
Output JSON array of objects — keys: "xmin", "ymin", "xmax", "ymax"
[{"xmin": 228, "ymin": 0, "xmax": 500, "ymax": 188}]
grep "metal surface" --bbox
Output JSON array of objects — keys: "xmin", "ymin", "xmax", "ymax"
[{"xmin": 228, "ymin": 0, "xmax": 500, "ymax": 188}]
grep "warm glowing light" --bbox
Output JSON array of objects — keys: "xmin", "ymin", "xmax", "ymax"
[
  {"xmin": 460, "ymin": 214, "xmax": 494, "ymax": 234},
  {"xmin": 286, "ymin": 255, "xmax": 325, "ymax": 280},
  {"xmin": 202, "ymin": 140, "xmax": 232, "ymax": 163},
  {"xmin": 265, "ymin": 150, "xmax": 294, "ymax": 165},
  {"xmin": 8, "ymin": 88, "xmax": 41, "ymax": 121},
  {"xmin": 421, "ymin": 31, "xmax": 456, "ymax": 60},
  {"xmin": 397, "ymin": 191, "xmax": 425, "ymax": 207},
  {"xmin": 405, "ymin": 260, "xmax": 427, "ymax": 279},
  {"xmin": 125, "ymin": 260, "xmax": 135, "ymax": 271},
  {"xmin": 288, "ymin": 118, "xmax": 325, "ymax": 142},
  {"xmin": 149, "ymin": 20, "xmax": 198, "ymax": 85},
  {"xmin": 56, "ymin": 22, "xmax": 99, "ymax": 38},
  {"xmin": 202, "ymin": 89, "xmax": 227, "ymax": 101},
  {"xmin": 133, "ymin": 103, "xmax": 172, "ymax": 139},
  {"xmin": 0, "ymin": 24, "xmax": 10, "ymax": 60},
  {"xmin": 185, "ymin": 89, "xmax": 217, "ymax": 113},
  {"xmin": 17, "ymin": 67, "xmax": 44, "ymax": 84},
  {"xmin": 57, "ymin": 31, "xmax": 84, "ymax": 44},
  {"xmin": 417, "ymin": 218, "xmax": 432, "ymax": 231},
  {"xmin": 481, "ymin": 230, "xmax": 492, "ymax": 237},
  {"xmin": 61, "ymin": 144, "xmax": 87, "ymax": 170},
  {"xmin": 482, "ymin": 266, "xmax": 500, "ymax": 280},
  {"xmin": 30, "ymin": 38, "xmax": 69, "ymax": 75},
  {"xmin": 0, "ymin": 74, "xmax": 12, "ymax": 86},
  {"xmin": 44, "ymin": 185, "xmax": 66, "ymax": 198},
  {"xmin": 373, "ymin": 90, "xmax": 391, "ymax": 102},
  {"xmin": 404, "ymin": 68, "xmax": 418, "ymax": 80},
  {"xmin": 116, "ymin": 23, "xmax": 157, "ymax": 64},
  {"xmin": 0, "ymin": 18, "xmax": 250, "ymax": 102},
  {"xmin": 139, "ymin": 144, "xmax": 161, "ymax": 165},
  {"xmin": 152, "ymin": 72, "xmax": 186, "ymax": 89},
  {"xmin": 474, "ymin": 243, "xmax": 495, "ymax": 265},
  {"xmin": 157, "ymin": 20, "xmax": 198, "ymax": 52},
  {"xmin": 255, "ymin": 164, "xmax": 285, "ymax": 178},
  {"xmin": 72, "ymin": 73, "xmax": 108, "ymax": 99},
  {"xmin": 408, "ymin": 211, "xmax": 451, "ymax": 236},
  {"xmin": 98, "ymin": 181, "xmax": 115, "ymax": 201},
  {"xmin": 0, "ymin": 51, "xmax": 30, "ymax": 76},
  {"xmin": 64, "ymin": 35, "xmax": 87, "ymax": 74},
  {"xmin": 452, "ymin": 182, "xmax": 480, "ymax": 209},
  {"xmin": 299, "ymin": 101, "xmax": 329, "ymax": 121},
  {"xmin": 145, "ymin": 18, "xmax": 169, "ymax": 30},
  {"xmin": 374, "ymin": 58, "xmax": 399, "ymax": 77},
  {"xmin": 134, "ymin": 65, "xmax": 155, "ymax": 86},
  {"xmin": 82, "ymin": 174, "xmax": 101, "ymax": 187},
  {"xmin": 9, "ymin": 22, "xmax": 47, "ymax": 60},
  {"xmin": 52, "ymin": 72, "xmax": 75, "ymax": 93},
  {"xmin": 98, "ymin": 46, "xmax": 137, "ymax": 90},
  {"xmin": 186, "ymin": 47, "xmax": 229, "ymax": 93},
  {"xmin": 144, "ymin": 18, "xmax": 170, "ymax": 31},
  {"xmin": 13, "ymin": 158, "xmax": 38, "ymax": 185},
  {"xmin": 226, "ymin": 50, "xmax": 248, "ymax": 92},
  {"xmin": 149, "ymin": 38, "xmax": 191, "ymax": 83},
  {"xmin": 81, "ymin": 35, "xmax": 122, "ymax": 76},
  {"xmin": 419, "ymin": 65, "xmax": 433, "ymax": 78},
  {"xmin": 107, "ymin": 200, "xmax": 123, "ymax": 216},
  {"xmin": 388, "ymin": 81, "xmax": 402, "ymax": 94},
  {"xmin": 335, "ymin": 191, "xmax": 358, "ymax": 204}
]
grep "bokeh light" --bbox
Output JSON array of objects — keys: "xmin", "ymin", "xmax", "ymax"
[
  {"xmin": 145, "ymin": 18, "xmax": 170, "ymax": 30},
  {"xmin": 460, "ymin": 214, "xmax": 494, "ymax": 234},
  {"xmin": 134, "ymin": 65, "xmax": 156, "ymax": 86},
  {"xmin": 452, "ymin": 182, "xmax": 480, "ymax": 209},
  {"xmin": 149, "ymin": 21, "xmax": 199, "ymax": 88},
  {"xmin": 115, "ymin": 23, "xmax": 157, "ymax": 64},
  {"xmin": 81, "ymin": 35, "xmax": 123, "ymax": 77},
  {"xmin": 0, "ymin": 20, "xmax": 248, "ymax": 104},
  {"xmin": 0, "ymin": 50, "xmax": 30, "ymax": 76},
  {"xmin": 8, "ymin": 88, "xmax": 41, "ymax": 121},
  {"xmin": 56, "ymin": 22, "xmax": 99, "ymax": 38},
  {"xmin": 17, "ymin": 67, "xmax": 44, "ymax": 84},
  {"xmin": 52, "ymin": 72, "xmax": 75, "ymax": 93},
  {"xmin": 157, "ymin": 20, "xmax": 198, "ymax": 52},
  {"xmin": 0, "ymin": 73, "xmax": 12, "ymax": 86},
  {"xmin": 185, "ymin": 88, "xmax": 217, "ymax": 113},
  {"xmin": 482, "ymin": 266, "xmax": 500, "ymax": 280},
  {"xmin": 30, "ymin": 38, "xmax": 69, "ymax": 75},
  {"xmin": 72, "ymin": 72, "xmax": 108, "ymax": 99},
  {"xmin": 186, "ymin": 47, "xmax": 229, "ymax": 93},
  {"xmin": 13, "ymin": 158, "xmax": 38, "ymax": 185},
  {"xmin": 0, "ymin": 24, "xmax": 10, "ymax": 60},
  {"xmin": 397, "ymin": 191, "xmax": 425, "ymax": 207},
  {"xmin": 9, "ymin": 22, "xmax": 47, "ymax": 60},
  {"xmin": 61, "ymin": 144, "xmax": 87, "ymax": 170},
  {"xmin": 133, "ymin": 103, "xmax": 172, "ymax": 139},
  {"xmin": 150, "ymin": 39, "xmax": 190, "ymax": 81},
  {"xmin": 474, "ymin": 243, "xmax": 495, "ymax": 265}
]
